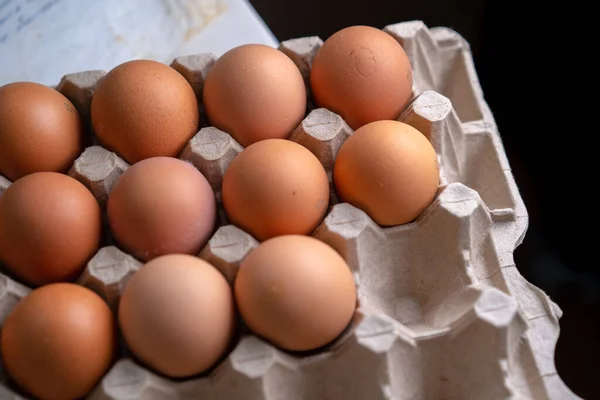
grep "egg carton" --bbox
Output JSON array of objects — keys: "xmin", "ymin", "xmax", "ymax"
[{"xmin": 0, "ymin": 20, "xmax": 578, "ymax": 400}]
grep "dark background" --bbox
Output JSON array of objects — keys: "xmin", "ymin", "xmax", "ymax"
[{"xmin": 247, "ymin": 0, "xmax": 598, "ymax": 398}]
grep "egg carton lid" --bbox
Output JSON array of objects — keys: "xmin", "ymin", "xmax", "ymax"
[{"xmin": 0, "ymin": 20, "xmax": 579, "ymax": 400}]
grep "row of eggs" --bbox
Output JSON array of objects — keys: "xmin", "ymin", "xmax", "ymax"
[{"xmin": 0, "ymin": 25, "xmax": 414, "ymax": 180}]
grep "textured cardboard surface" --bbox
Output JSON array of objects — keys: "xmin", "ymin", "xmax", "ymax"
[
  {"xmin": 0, "ymin": 20, "xmax": 578, "ymax": 400},
  {"xmin": 68, "ymin": 146, "xmax": 130, "ymax": 209},
  {"xmin": 171, "ymin": 54, "xmax": 218, "ymax": 99},
  {"xmin": 56, "ymin": 70, "xmax": 107, "ymax": 125},
  {"xmin": 76, "ymin": 246, "xmax": 142, "ymax": 312}
]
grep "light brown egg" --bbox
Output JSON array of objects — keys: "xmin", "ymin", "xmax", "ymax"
[
  {"xmin": 91, "ymin": 60, "xmax": 199, "ymax": 164},
  {"xmin": 235, "ymin": 235, "xmax": 356, "ymax": 352},
  {"xmin": 334, "ymin": 120, "xmax": 439, "ymax": 226},
  {"xmin": 222, "ymin": 139, "xmax": 329, "ymax": 241},
  {"xmin": 0, "ymin": 82, "xmax": 84, "ymax": 181},
  {"xmin": 203, "ymin": 44, "xmax": 306, "ymax": 147},
  {"xmin": 118, "ymin": 254, "xmax": 235, "ymax": 378},
  {"xmin": 0, "ymin": 172, "xmax": 102, "ymax": 286},
  {"xmin": 310, "ymin": 25, "xmax": 413, "ymax": 130},
  {"xmin": 107, "ymin": 157, "xmax": 216, "ymax": 262},
  {"xmin": 1, "ymin": 283, "xmax": 117, "ymax": 400}
]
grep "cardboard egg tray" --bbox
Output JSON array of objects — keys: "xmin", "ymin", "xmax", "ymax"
[{"xmin": 0, "ymin": 20, "xmax": 579, "ymax": 400}]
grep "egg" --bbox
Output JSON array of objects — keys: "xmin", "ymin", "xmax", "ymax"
[
  {"xmin": 107, "ymin": 157, "xmax": 216, "ymax": 262},
  {"xmin": 235, "ymin": 235, "xmax": 356, "ymax": 351},
  {"xmin": 310, "ymin": 25, "xmax": 413, "ymax": 130},
  {"xmin": 222, "ymin": 139, "xmax": 329, "ymax": 241},
  {"xmin": 91, "ymin": 60, "xmax": 199, "ymax": 164},
  {"xmin": 203, "ymin": 44, "xmax": 306, "ymax": 147},
  {"xmin": 1, "ymin": 283, "xmax": 117, "ymax": 400},
  {"xmin": 0, "ymin": 82, "xmax": 84, "ymax": 181},
  {"xmin": 118, "ymin": 254, "xmax": 235, "ymax": 378},
  {"xmin": 0, "ymin": 172, "xmax": 102, "ymax": 286},
  {"xmin": 334, "ymin": 120, "xmax": 439, "ymax": 226}
]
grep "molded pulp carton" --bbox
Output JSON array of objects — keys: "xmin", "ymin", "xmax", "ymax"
[{"xmin": 0, "ymin": 20, "xmax": 579, "ymax": 400}]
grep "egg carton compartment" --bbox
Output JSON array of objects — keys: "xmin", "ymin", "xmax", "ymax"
[
  {"xmin": 72, "ymin": 183, "xmax": 549, "ymax": 400},
  {"xmin": 85, "ymin": 288, "xmax": 531, "ymax": 400},
  {"xmin": 0, "ymin": 20, "xmax": 576, "ymax": 400}
]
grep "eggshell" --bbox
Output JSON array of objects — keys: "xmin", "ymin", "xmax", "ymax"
[
  {"xmin": 107, "ymin": 157, "xmax": 216, "ymax": 262},
  {"xmin": 235, "ymin": 235, "xmax": 356, "ymax": 352},
  {"xmin": 1, "ymin": 283, "xmax": 117, "ymax": 400},
  {"xmin": 310, "ymin": 26, "xmax": 413, "ymax": 130},
  {"xmin": 118, "ymin": 254, "xmax": 235, "ymax": 378},
  {"xmin": 334, "ymin": 120, "xmax": 439, "ymax": 226},
  {"xmin": 0, "ymin": 82, "xmax": 84, "ymax": 181},
  {"xmin": 203, "ymin": 44, "xmax": 306, "ymax": 147},
  {"xmin": 0, "ymin": 172, "xmax": 102, "ymax": 286},
  {"xmin": 90, "ymin": 60, "xmax": 199, "ymax": 164},
  {"xmin": 222, "ymin": 139, "xmax": 329, "ymax": 241}
]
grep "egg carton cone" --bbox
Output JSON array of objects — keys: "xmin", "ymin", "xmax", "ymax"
[{"xmin": 0, "ymin": 20, "xmax": 578, "ymax": 400}]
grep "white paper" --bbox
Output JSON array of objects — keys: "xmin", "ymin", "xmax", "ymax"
[{"xmin": 0, "ymin": 0, "xmax": 277, "ymax": 86}]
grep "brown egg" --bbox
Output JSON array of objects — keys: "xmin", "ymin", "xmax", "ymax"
[
  {"xmin": 222, "ymin": 139, "xmax": 329, "ymax": 241},
  {"xmin": 235, "ymin": 235, "xmax": 356, "ymax": 351},
  {"xmin": 0, "ymin": 172, "xmax": 102, "ymax": 286},
  {"xmin": 203, "ymin": 44, "xmax": 306, "ymax": 147},
  {"xmin": 0, "ymin": 82, "xmax": 84, "ymax": 181},
  {"xmin": 1, "ymin": 283, "xmax": 117, "ymax": 400},
  {"xmin": 310, "ymin": 25, "xmax": 413, "ymax": 130},
  {"xmin": 91, "ymin": 60, "xmax": 199, "ymax": 164},
  {"xmin": 334, "ymin": 120, "xmax": 439, "ymax": 226},
  {"xmin": 107, "ymin": 157, "xmax": 216, "ymax": 262},
  {"xmin": 119, "ymin": 254, "xmax": 235, "ymax": 378}
]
